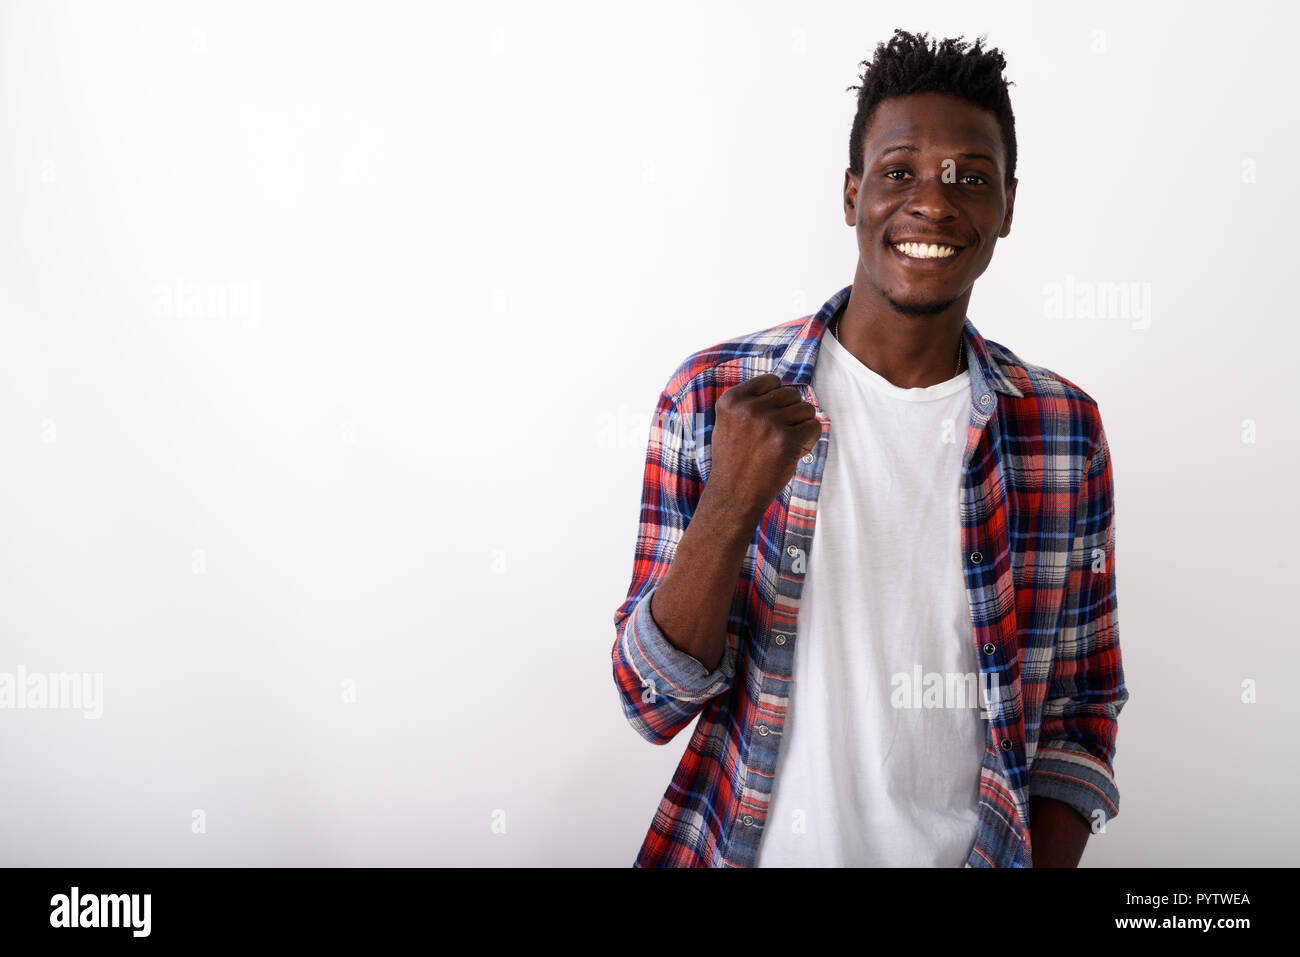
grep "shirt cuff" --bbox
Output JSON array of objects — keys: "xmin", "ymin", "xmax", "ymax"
[
  {"xmin": 621, "ymin": 584, "xmax": 734, "ymax": 701},
  {"xmin": 1028, "ymin": 743, "xmax": 1121, "ymax": 828}
]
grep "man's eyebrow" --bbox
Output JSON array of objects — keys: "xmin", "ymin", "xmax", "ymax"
[{"xmin": 876, "ymin": 144, "xmax": 998, "ymax": 164}]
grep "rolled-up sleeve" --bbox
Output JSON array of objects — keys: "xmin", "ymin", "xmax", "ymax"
[
  {"xmin": 621, "ymin": 582, "xmax": 734, "ymax": 697},
  {"xmin": 1028, "ymin": 420, "xmax": 1129, "ymax": 827},
  {"xmin": 611, "ymin": 385, "xmax": 737, "ymax": 745}
]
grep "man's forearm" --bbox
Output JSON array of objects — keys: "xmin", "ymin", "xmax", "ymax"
[
  {"xmin": 648, "ymin": 485, "xmax": 762, "ymax": 673},
  {"xmin": 1029, "ymin": 796, "xmax": 1091, "ymax": 866}
]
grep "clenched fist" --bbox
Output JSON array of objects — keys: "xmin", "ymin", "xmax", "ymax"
[{"xmin": 703, "ymin": 373, "xmax": 823, "ymax": 525}]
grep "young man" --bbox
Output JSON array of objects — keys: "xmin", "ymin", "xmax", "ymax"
[{"xmin": 611, "ymin": 30, "xmax": 1128, "ymax": 868}]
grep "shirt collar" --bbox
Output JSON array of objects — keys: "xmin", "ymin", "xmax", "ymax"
[{"xmin": 770, "ymin": 284, "xmax": 1025, "ymax": 401}]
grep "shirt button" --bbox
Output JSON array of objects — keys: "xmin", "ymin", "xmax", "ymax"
[
  {"xmin": 970, "ymin": 551, "xmax": 983, "ymax": 564},
  {"xmin": 774, "ymin": 634, "xmax": 787, "ymax": 645},
  {"xmin": 757, "ymin": 725, "xmax": 770, "ymax": 736},
  {"xmin": 787, "ymin": 545, "xmax": 799, "ymax": 557},
  {"xmin": 982, "ymin": 642, "xmax": 996, "ymax": 655},
  {"xmin": 742, "ymin": 814, "xmax": 755, "ymax": 827},
  {"xmin": 1000, "ymin": 738, "xmax": 1013, "ymax": 751},
  {"xmin": 801, "ymin": 453, "xmax": 813, "ymax": 464},
  {"xmin": 980, "ymin": 394, "xmax": 992, "ymax": 406}
]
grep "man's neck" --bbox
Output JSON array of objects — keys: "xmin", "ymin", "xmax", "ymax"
[{"xmin": 834, "ymin": 279, "xmax": 971, "ymax": 389}]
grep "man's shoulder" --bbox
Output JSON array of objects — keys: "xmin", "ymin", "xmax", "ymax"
[
  {"xmin": 984, "ymin": 335, "xmax": 1109, "ymax": 444},
  {"xmin": 985, "ymin": 335, "xmax": 1100, "ymax": 408},
  {"xmin": 659, "ymin": 315, "xmax": 809, "ymax": 409}
]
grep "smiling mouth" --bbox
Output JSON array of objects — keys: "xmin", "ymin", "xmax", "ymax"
[{"xmin": 891, "ymin": 241, "xmax": 963, "ymax": 260}]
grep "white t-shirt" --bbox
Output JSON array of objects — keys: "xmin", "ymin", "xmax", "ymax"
[{"xmin": 754, "ymin": 322, "xmax": 986, "ymax": 867}]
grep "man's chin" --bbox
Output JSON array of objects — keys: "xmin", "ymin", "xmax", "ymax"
[{"xmin": 883, "ymin": 292, "xmax": 959, "ymax": 317}]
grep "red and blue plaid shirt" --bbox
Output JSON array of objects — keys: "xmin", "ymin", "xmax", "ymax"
[{"xmin": 612, "ymin": 283, "xmax": 1128, "ymax": 867}]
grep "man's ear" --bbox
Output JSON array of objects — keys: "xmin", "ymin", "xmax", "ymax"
[
  {"xmin": 843, "ymin": 168, "xmax": 859, "ymax": 227},
  {"xmin": 999, "ymin": 176, "xmax": 1018, "ymax": 238}
]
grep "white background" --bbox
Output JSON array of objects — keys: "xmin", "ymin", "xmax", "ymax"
[{"xmin": 1, "ymin": 0, "xmax": 1297, "ymax": 866}]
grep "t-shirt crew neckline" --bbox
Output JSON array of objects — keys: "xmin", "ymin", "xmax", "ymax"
[{"xmin": 820, "ymin": 323, "xmax": 970, "ymax": 402}]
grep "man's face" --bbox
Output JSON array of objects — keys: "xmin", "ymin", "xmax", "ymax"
[{"xmin": 844, "ymin": 91, "xmax": 1017, "ymax": 316}]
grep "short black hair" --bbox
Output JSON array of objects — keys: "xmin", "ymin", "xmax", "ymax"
[{"xmin": 846, "ymin": 29, "xmax": 1017, "ymax": 186}]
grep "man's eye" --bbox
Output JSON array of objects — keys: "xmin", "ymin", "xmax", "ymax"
[{"xmin": 884, "ymin": 170, "xmax": 986, "ymax": 185}]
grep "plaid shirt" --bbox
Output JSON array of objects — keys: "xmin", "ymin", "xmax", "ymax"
[{"xmin": 611, "ymin": 283, "xmax": 1128, "ymax": 868}]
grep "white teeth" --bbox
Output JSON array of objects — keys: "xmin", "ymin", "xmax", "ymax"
[{"xmin": 895, "ymin": 242, "xmax": 957, "ymax": 259}]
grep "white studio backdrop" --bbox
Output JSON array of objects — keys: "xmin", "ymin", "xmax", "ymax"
[{"xmin": 1, "ymin": 0, "xmax": 1296, "ymax": 866}]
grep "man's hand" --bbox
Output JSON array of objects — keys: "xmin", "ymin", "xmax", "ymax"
[{"xmin": 707, "ymin": 373, "xmax": 823, "ymax": 525}]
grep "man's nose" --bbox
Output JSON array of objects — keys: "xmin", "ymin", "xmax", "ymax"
[{"xmin": 907, "ymin": 171, "xmax": 959, "ymax": 220}]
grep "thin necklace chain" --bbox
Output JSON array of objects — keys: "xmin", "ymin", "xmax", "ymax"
[{"xmin": 831, "ymin": 311, "xmax": 964, "ymax": 377}]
